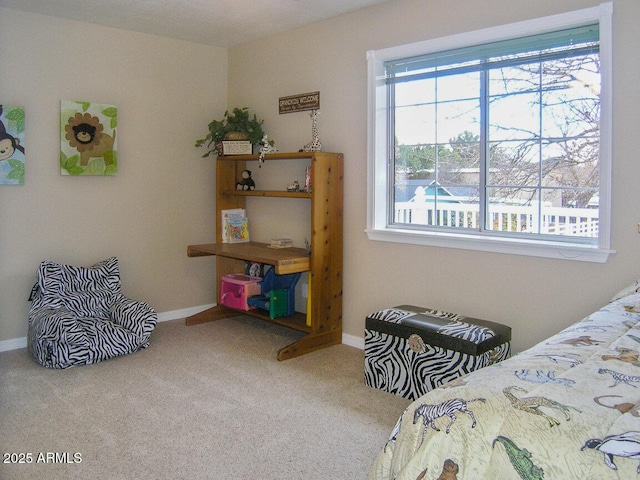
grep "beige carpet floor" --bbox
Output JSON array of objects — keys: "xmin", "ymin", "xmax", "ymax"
[{"xmin": 0, "ymin": 316, "xmax": 409, "ymax": 480}]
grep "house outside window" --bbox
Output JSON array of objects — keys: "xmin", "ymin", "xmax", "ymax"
[{"xmin": 367, "ymin": 3, "xmax": 613, "ymax": 262}]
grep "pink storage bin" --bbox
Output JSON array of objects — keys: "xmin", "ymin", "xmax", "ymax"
[{"xmin": 220, "ymin": 273, "xmax": 262, "ymax": 311}]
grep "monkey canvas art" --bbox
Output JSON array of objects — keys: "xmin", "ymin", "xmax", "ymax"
[
  {"xmin": 60, "ymin": 100, "xmax": 117, "ymax": 175},
  {"xmin": 0, "ymin": 104, "xmax": 25, "ymax": 185}
]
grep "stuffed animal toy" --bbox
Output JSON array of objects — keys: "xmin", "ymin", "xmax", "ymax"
[{"xmin": 236, "ymin": 170, "xmax": 255, "ymax": 190}]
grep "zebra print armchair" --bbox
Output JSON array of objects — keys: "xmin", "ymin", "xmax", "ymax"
[{"xmin": 28, "ymin": 257, "xmax": 157, "ymax": 369}]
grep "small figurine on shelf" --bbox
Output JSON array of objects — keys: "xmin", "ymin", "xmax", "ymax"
[
  {"xmin": 301, "ymin": 110, "xmax": 321, "ymax": 152},
  {"xmin": 258, "ymin": 134, "xmax": 277, "ymax": 166},
  {"xmin": 236, "ymin": 169, "xmax": 255, "ymax": 190},
  {"xmin": 287, "ymin": 179, "xmax": 300, "ymax": 192}
]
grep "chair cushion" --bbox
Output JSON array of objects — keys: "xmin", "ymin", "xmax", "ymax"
[{"xmin": 38, "ymin": 257, "xmax": 121, "ymax": 318}]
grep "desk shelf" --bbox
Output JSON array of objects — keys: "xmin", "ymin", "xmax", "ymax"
[
  {"xmin": 188, "ymin": 242, "xmax": 309, "ymax": 275},
  {"xmin": 186, "ymin": 152, "xmax": 343, "ymax": 361},
  {"xmin": 221, "ymin": 189, "xmax": 312, "ymax": 199}
]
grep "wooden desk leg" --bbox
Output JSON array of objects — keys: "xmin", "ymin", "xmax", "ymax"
[{"xmin": 276, "ymin": 329, "xmax": 342, "ymax": 361}]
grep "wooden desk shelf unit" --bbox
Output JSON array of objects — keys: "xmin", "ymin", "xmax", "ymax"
[{"xmin": 186, "ymin": 152, "xmax": 344, "ymax": 360}]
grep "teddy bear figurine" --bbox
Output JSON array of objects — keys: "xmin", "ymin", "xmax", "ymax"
[{"xmin": 236, "ymin": 169, "xmax": 255, "ymax": 190}]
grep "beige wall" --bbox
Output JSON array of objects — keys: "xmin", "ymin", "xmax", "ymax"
[
  {"xmin": 0, "ymin": 8, "xmax": 227, "ymax": 344},
  {"xmin": 228, "ymin": 0, "xmax": 640, "ymax": 353},
  {"xmin": 3, "ymin": 0, "xmax": 639, "ymax": 355}
]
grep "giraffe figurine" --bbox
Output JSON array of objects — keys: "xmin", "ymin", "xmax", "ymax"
[{"xmin": 302, "ymin": 110, "xmax": 321, "ymax": 152}]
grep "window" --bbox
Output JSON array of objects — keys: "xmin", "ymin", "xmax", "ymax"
[{"xmin": 367, "ymin": 3, "xmax": 613, "ymax": 262}]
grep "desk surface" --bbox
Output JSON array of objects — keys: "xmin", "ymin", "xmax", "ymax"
[{"xmin": 187, "ymin": 242, "xmax": 310, "ymax": 275}]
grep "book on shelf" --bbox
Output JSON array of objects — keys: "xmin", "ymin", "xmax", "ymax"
[
  {"xmin": 304, "ymin": 165, "xmax": 312, "ymax": 193},
  {"xmin": 221, "ymin": 208, "xmax": 250, "ymax": 243},
  {"xmin": 268, "ymin": 238, "xmax": 293, "ymax": 249}
]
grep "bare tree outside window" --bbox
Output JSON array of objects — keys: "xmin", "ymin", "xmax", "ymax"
[{"xmin": 391, "ymin": 29, "xmax": 600, "ymax": 238}]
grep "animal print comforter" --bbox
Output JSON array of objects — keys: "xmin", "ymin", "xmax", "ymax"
[{"xmin": 368, "ymin": 280, "xmax": 640, "ymax": 480}]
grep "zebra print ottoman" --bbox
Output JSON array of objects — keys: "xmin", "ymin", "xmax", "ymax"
[{"xmin": 365, "ymin": 305, "xmax": 511, "ymax": 400}]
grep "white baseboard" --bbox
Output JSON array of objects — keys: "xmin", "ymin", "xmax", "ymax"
[
  {"xmin": 0, "ymin": 304, "xmax": 365, "ymax": 353},
  {"xmin": 342, "ymin": 332, "xmax": 364, "ymax": 350},
  {"xmin": 0, "ymin": 337, "xmax": 28, "ymax": 352}
]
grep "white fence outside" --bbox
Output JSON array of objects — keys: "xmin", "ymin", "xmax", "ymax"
[{"xmin": 394, "ymin": 201, "xmax": 599, "ymax": 237}]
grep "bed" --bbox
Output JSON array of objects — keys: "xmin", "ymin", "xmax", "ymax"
[{"xmin": 368, "ymin": 280, "xmax": 640, "ymax": 480}]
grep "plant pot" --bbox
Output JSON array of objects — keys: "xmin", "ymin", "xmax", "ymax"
[{"xmin": 224, "ymin": 131, "xmax": 249, "ymax": 141}]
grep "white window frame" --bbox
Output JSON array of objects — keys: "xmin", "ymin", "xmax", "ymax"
[{"xmin": 366, "ymin": 3, "xmax": 614, "ymax": 263}]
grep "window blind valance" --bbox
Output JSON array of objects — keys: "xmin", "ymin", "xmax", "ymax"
[{"xmin": 385, "ymin": 24, "xmax": 599, "ymax": 84}]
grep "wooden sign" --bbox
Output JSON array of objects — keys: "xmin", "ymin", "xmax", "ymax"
[{"xmin": 279, "ymin": 91, "xmax": 320, "ymax": 114}]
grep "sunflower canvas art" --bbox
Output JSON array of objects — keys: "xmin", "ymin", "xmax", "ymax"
[
  {"xmin": 0, "ymin": 104, "xmax": 25, "ymax": 185},
  {"xmin": 60, "ymin": 100, "xmax": 117, "ymax": 175}
]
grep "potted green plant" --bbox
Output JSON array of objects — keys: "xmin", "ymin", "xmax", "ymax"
[{"xmin": 195, "ymin": 107, "xmax": 270, "ymax": 157}]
